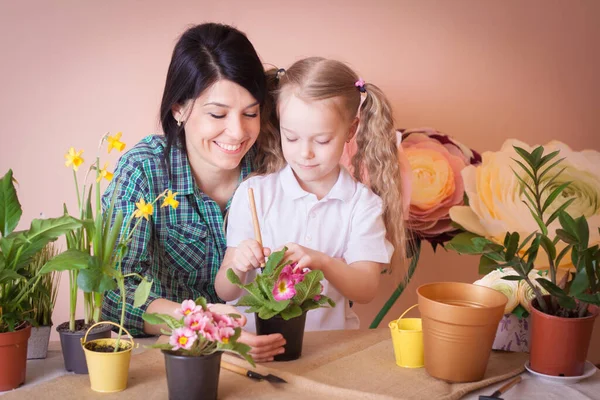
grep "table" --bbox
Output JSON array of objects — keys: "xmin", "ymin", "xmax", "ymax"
[{"xmin": 2, "ymin": 329, "xmax": 599, "ymax": 399}]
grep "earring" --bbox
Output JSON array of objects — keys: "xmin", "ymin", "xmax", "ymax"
[{"xmin": 177, "ymin": 118, "xmax": 182, "ymax": 127}]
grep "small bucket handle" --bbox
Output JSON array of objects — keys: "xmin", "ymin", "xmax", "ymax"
[
  {"xmin": 81, "ymin": 321, "xmax": 134, "ymax": 348},
  {"xmin": 398, "ymin": 304, "xmax": 419, "ymax": 321}
]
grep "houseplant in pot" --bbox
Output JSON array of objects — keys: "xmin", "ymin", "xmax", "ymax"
[
  {"xmin": 24, "ymin": 242, "xmax": 61, "ymax": 359},
  {"xmin": 448, "ymin": 140, "xmax": 600, "ymax": 376},
  {"xmin": 143, "ymin": 297, "xmax": 254, "ymax": 400},
  {"xmin": 227, "ymin": 247, "xmax": 335, "ymax": 361},
  {"xmin": 0, "ymin": 169, "xmax": 81, "ymax": 390},
  {"xmin": 54, "ymin": 135, "xmax": 128, "ymax": 373}
]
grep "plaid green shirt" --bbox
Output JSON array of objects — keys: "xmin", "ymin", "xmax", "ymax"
[{"xmin": 100, "ymin": 135, "xmax": 254, "ymax": 336}]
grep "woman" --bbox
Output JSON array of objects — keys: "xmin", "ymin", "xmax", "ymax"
[{"xmin": 101, "ymin": 23, "xmax": 285, "ymax": 362}]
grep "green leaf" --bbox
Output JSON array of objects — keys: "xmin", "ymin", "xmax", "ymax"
[
  {"xmin": 76, "ymin": 262, "xmax": 117, "ymax": 293},
  {"xmin": 539, "ymin": 235, "xmax": 556, "ymax": 262},
  {"xmin": 293, "ymin": 270, "xmax": 324, "ymax": 305},
  {"xmin": 511, "ymin": 304, "xmax": 529, "ymax": 319},
  {"xmin": 103, "ymin": 210, "xmax": 124, "ymax": 263},
  {"xmin": 142, "ymin": 313, "xmax": 184, "ymax": 329},
  {"xmin": 502, "ymin": 276, "xmax": 524, "ymax": 281},
  {"xmin": 0, "ymin": 169, "xmax": 22, "ymax": 237},
  {"xmin": 556, "ymin": 229, "xmax": 577, "ymax": 245},
  {"xmin": 38, "ymin": 248, "xmax": 91, "ymax": 274},
  {"xmin": 511, "ymin": 167, "xmax": 537, "ymax": 199},
  {"xmin": 575, "ymin": 293, "xmax": 600, "ymax": 306},
  {"xmin": 540, "ymin": 164, "xmax": 566, "ymax": 192},
  {"xmin": 263, "ymin": 247, "xmax": 287, "ymax": 275},
  {"xmin": 0, "ymin": 269, "xmax": 24, "ymax": 284},
  {"xmin": 510, "ymin": 159, "xmax": 536, "ymax": 182},
  {"xmin": 478, "ymin": 255, "xmax": 498, "ymax": 275},
  {"xmin": 523, "ymin": 202, "xmax": 548, "ymax": 235},
  {"xmin": 576, "ymin": 216, "xmax": 589, "ymax": 249},
  {"xmin": 513, "ymin": 146, "xmax": 536, "ymax": 169},
  {"xmin": 530, "ymin": 146, "xmax": 544, "ymax": 166},
  {"xmin": 280, "ymin": 304, "xmax": 303, "ymax": 320},
  {"xmin": 257, "ymin": 307, "xmax": 280, "ymax": 320},
  {"xmin": 537, "ymin": 150, "xmax": 560, "ymax": 171},
  {"xmin": 505, "ymin": 232, "xmax": 520, "ymax": 261},
  {"xmin": 558, "ymin": 212, "xmax": 579, "ymax": 239},
  {"xmin": 24, "ymin": 215, "xmax": 81, "ymax": 243},
  {"xmin": 545, "ymin": 198, "xmax": 575, "ymax": 227},
  {"xmin": 569, "ymin": 269, "xmax": 588, "ymax": 296},
  {"xmin": 446, "ymin": 232, "xmax": 489, "ymax": 255},
  {"xmin": 235, "ymin": 293, "xmax": 268, "ymax": 308},
  {"xmin": 541, "ymin": 182, "xmax": 571, "ymax": 214},
  {"xmin": 226, "ymin": 268, "xmax": 243, "ymax": 287},
  {"xmin": 133, "ymin": 277, "xmax": 153, "ymax": 308},
  {"xmin": 536, "ymin": 278, "xmax": 576, "ymax": 309},
  {"xmin": 195, "ymin": 296, "xmax": 208, "ymax": 311},
  {"xmin": 148, "ymin": 343, "xmax": 175, "ymax": 351}
]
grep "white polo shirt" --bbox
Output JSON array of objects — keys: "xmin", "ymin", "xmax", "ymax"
[{"xmin": 226, "ymin": 164, "xmax": 393, "ymax": 332}]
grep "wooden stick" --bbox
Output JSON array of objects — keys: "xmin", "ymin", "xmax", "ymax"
[{"xmin": 248, "ymin": 188, "xmax": 264, "ymax": 267}]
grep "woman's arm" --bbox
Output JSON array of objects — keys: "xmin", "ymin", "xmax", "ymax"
[{"xmin": 215, "ymin": 247, "xmax": 248, "ymax": 301}]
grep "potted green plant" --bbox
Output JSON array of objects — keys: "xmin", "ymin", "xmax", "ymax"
[
  {"xmin": 24, "ymin": 242, "xmax": 61, "ymax": 359},
  {"xmin": 0, "ymin": 169, "xmax": 81, "ymax": 390},
  {"xmin": 143, "ymin": 297, "xmax": 254, "ymax": 400},
  {"xmin": 54, "ymin": 136, "xmax": 126, "ymax": 374},
  {"xmin": 226, "ymin": 247, "xmax": 335, "ymax": 361},
  {"xmin": 448, "ymin": 143, "xmax": 600, "ymax": 377}
]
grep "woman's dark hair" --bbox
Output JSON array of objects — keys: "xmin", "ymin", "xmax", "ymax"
[{"xmin": 160, "ymin": 23, "xmax": 266, "ymax": 158}]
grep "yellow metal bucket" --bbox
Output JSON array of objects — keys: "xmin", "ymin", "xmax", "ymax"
[
  {"xmin": 389, "ymin": 304, "xmax": 424, "ymax": 368},
  {"xmin": 81, "ymin": 321, "xmax": 135, "ymax": 393}
]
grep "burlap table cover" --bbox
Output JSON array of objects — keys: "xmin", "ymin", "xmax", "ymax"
[{"xmin": 3, "ymin": 329, "xmax": 527, "ymax": 399}]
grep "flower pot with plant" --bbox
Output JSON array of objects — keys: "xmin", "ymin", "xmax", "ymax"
[
  {"xmin": 0, "ymin": 170, "xmax": 81, "ymax": 390},
  {"xmin": 227, "ymin": 247, "xmax": 335, "ymax": 361},
  {"xmin": 143, "ymin": 297, "xmax": 254, "ymax": 400},
  {"xmin": 448, "ymin": 141, "xmax": 600, "ymax": 377},
  {"xmin": 24, "ymin": 242, "xmax": 61, "ymax": 359}
]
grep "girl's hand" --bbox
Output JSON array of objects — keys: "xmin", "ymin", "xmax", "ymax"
[
  {"xmin": 232, "ymin": 239, "xmax": 271, "ymax": 273},
  {"xmin": 283, "ymin": 242, "xmax": 327, "ymax": 271},
  {"xmin": 238, "ymin": 331, "xmax": 287, "ymax": 362}
]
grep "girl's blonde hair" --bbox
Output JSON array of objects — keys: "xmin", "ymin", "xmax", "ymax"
[{"xmin": 255, "ymin": 57, "xmax": 406, "ymax": 268}]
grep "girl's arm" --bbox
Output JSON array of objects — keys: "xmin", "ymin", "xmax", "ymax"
[{"xmin": 284, "ymin": 244, "xmax": 382, "ymax": 303}]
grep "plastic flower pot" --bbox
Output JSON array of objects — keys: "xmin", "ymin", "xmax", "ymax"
[
  {"xmin": 162, "ymin": 350, "xmax": 222, "ymax": 400},
  {"xmin": 417, "ymin": 282, "xmax": 507, "ymax": 382},
  {"xmin": 529, "ymin": 295, "xmax": 599, "ymax": 376},
  {"xmin": 27, "ymin": 325, "xmax": 52, "ymax": 359},
  {"xmin": 81, "ymin": 321, "xmax": 135, "ymax": 393},
  {"xmin": 255, "ymin": 312, "xmax": 307, "ymax": 361},
  {"xmin": 57, "ymin": 319, "xmax": 112, "ymax": 374},
  {"xmin": 0, "ymin": 323, "xmax": 31, "ymax": 391}
]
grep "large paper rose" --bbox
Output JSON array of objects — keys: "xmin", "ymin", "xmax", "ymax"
[
  {"xmin": 401, "ymin": 128, "xmax": 481, "ymax": 243},
  {"xmin": 450, "ymin": 139, "xmax": 600, "ymax": 269}
]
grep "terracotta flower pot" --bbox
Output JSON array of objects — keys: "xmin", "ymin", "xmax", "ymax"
[
  {"xmin": 529, "ymin": 295, "xmax": 599, "ymax": 376},
  {"xmin": 0, "ymin": 324, "xmax": 31, "ymax": 391},
  {"xmin": 162, "ymin": 350, "xmax": 222, "ymax": 400},
  {"xmin": 255, "ymin": 312, "xmax": 307, "ymax": 361},
  {"xmin": 417, "ymin": 282, "xmax": 507, "ymax": 382}
]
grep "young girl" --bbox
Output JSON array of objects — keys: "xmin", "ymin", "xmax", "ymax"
[{"xmin": 215, "ymin": 57, "xmax": 405, "ymax": 332}]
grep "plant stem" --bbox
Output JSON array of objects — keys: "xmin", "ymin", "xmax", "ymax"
[
  {"xmin": 525, "ymin": 276, "xmax": 548, "ymax": 313},
  {"xmin": 73, "ymin": 169, "xmax": 81, "ymax": 212}
]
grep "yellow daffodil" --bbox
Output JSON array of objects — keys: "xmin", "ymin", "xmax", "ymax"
[
  {"xmin": 161, "ymin": 190, "xmax": 179, "ymax": 209},
  {"xmin": 96, "ymin": 162, "xmax": 114, "ymax": 182},
  {"xmin": 64, "ymin": 147, "xmax": 85, "ymax": 171},
  {"xmin": 134, "ymin": 198, "xmax": 154, "ymax": 220},
  {"xmin": 107, "ymin": 132, "xmax": 126, "ymax": 153}
]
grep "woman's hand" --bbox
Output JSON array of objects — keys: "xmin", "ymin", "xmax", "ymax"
[
  {"xmin": 233, "ymin": 239, "xmax": 271, "ymax": 273},
  {"xmin": 237, "ymin": 331, "xmax": 286, "ymax": 362}
]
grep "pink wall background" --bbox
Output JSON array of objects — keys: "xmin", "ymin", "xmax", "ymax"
[{"xmin": 1, "ymin": 1, "xmax": 598, "ymax": 360}]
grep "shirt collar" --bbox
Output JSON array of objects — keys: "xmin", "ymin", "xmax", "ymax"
[
  {"xmin": 170, "ymin": 142, "xmax": 255, "ymax": 196},
  {"xmin": 279, "ymin": 164, "xmax": 356, "ymax": 202}
]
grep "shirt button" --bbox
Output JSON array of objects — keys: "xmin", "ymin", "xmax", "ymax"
[{"xmin": 305, "ymin": 235, "xmax": 312, "ymax": 243}]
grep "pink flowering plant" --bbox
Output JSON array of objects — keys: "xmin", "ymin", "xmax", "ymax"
[
  {"xmin": 142, "ymin": 297, "xmax": 254, "ymax": 366},
  {"xmin": 226, "ymin": 247, "xmax": 335, "ymax": 320}
]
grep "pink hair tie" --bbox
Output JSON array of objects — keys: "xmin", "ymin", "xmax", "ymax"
[{"xmin": 354, "ymin": 78, "xmax": 366, "ymax": 93}]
